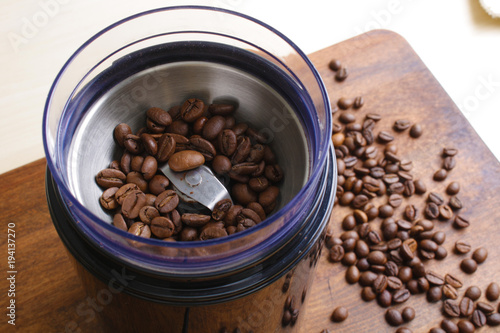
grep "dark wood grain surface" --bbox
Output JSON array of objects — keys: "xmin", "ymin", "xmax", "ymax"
[{"xmin": 1, "ymin": 30, "xmax": 499, "ymax": 333}]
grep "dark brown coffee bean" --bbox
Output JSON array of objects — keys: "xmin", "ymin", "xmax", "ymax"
[
  {"xmin": 208, "ymin": 103, "xmax": 235, "ymax": 116},
  {"xmin": 486, "ymin": 283, "xmax": 500, "ymax": 301},
  {"xmin": 122, "ymin": 191, "xmax": 147, "ymax": 219},
  {"xmin": 413, "ymin": 179, "xmax": 426, "ymax": 194},
  {"xmin": 464, "ymin": 286, "xmax": 481, "ymax": 301},
  {"xmin": 377, "ymin": 204, "xmax": 393, "ymax": 218},
  {"xmin": 471, "ymin": 310, "xmax": 486, "ymax": 328},
  {"xmin": 443, "ymin": 284, "xmax": 459, "ymax": 300},
  {"xmin": 359, "ymin": 271, "xmax": 378, "ymax": 286},
  {"xmin": 394, "ymin": 119, "xmax": 411, "ymax": 131},
  {"xmin": 387, "ymin": 275, "xmax": 403, "ymax": 290},
  {"xmin": 455, "ymin": 240, "xmax": 471, "ymax": 254},
  {"xmin": 443, "ymin": 147, "xmax": 458, "ymax": 157},
  {"xmin": 156, "ymin": 134, "xmax": 176, "ymax": 162},
  {"xmin": 443, "ymin": 156, "xmax": 456, "ymax": 171},
  {"xmin": 409, "ymin": 123, "xmax": 423, "ymax": 138},
  {"xmin": 210, "ymin": 199, "xmax": 232, "ymax": 221},
  {"xmin": 361, "ymin": 286, "xmax": 376, "ymax": 301},
  {"xmin": 378, "ymin": 131, "xmax": 394, "ymax": 143},
  {"xmin": 487, "ymin": 313, "xmax": 500, "ymax": 326},
  {"xmin": 114, "ymin": 123, "xmax": 132, "ymax": 147},
  {"xmin": 389, "ymin": 182, "xmax": 405, "ymax": 195},
  {"xmin": 113, "ymin": 213, "xmax": 128, "ymax": 231},
  {"xmin": 217, "ymin": 129, "xmax": 237, "ymax": 156},
  {"xmin": 200, "ymin": 226, "xmax": 228, "ymax": 240},
  {"xmin": 426, "ymin": 271, "xmax": 445, "ymax": 286},
  {"xmin": 128, "ymin": 222, "xmax": 151, "ymax": 238},
  {"xmin": 378, "ymin": 290, "xmax": 392, "ymax": 308},
  {"xmin": 427, "ymin": 286, "xmax": 443, "ymax": 302},
  {"xmin": 441, "ymin": 318, "xmax": 459, "ymax": 333},
  {"xmin": 476, "ymin": 302, "xmax": 495, "ymax": 315},
  {"xmin": 189, "ymin": 135, "xmax": 216, "ymax": 161},
  {"xmin": 335, "ymin": 67, "xmax": 348, "ymax": 81},
  {"xmin": 472, "ymin": 247, "xmax": 488, "ymax": 264},
  {"xmin": 123, "ymin": 134, "xmax": 142, "ymax": 154},
  {"xmin": 404, "ymin": 204, "xmax": 418, "ymax": 222},
  {"xmin": 457, "ymin": 320, "xmax": 476, "ymax": 333},
  {"xmin": 395, "ymin": 328, "xmax": 412, "ymax": 333},
  {"xmin": 460, "ymin": 297, "xmax": 475, "ymax": 317},
  {"xmin": 385, "ymin": 308, "xmax": 404, "ymax": 326},
  {"xmin": 211, "ymin": 155, "xmax": 231, "ymax": 175},
  {"xmin": 443, "ymin": 300, "xmax": 461, "ymax": 317},
  {"xmin": 351, "ymin": 194, "xmax": 369, "ymax": 209},
  {"xmin": 449, "ymin": 196, "xmax": 463, "ymax": 210},
  {"xmin": 264, "ymin": 164, "xmax": 283, "ymax": 183},
  {"xmin": 393, "ymin": 289, "xmax": 410, "ymax": 304},
  {"xmin": 337, "ymin": 97, "xmax": 354, "ymax": 109},
  {"xmin": 179, "ymin": 98, "xmax": 204, "ymax": 122},
  {"xmin": 149, "ymin": 216, "xmax": 174, "ymax": 238},
  {"xmin": 180, "ymin": 213, "xmax": 211, "ymax": 228},
  {"xmin": 428, "ymin": 192, "xmax": 444, "ymax": 205},
  {"xmin": 367, "ymin": 251, "xmax": 387, "ymax": 266},
  {"xmin": 96, "ymin": 168, "xmax": 126, "ymax": 188},
  {"xmin": 100, "ymin": 187, "xmax": 119, "ymax": 210},
  {"xmin": 256, "ymin": 185, "xmax": 278, "ymax": 208},
  {"xmin": 401, "ymin": 307, "xmax": 415, "ymax": 323},
  {"xmin": 346, "ymin": 265, "xmax": 360, "ymax": 284},
  {"xmin": 402, "ymin": 180, "xmax": 415, "ymax": 197},
  {"xmin": 329, "ymin": 59, "xmax": 342, "ymax": 71},
  {"xmin": 439, "ymin": 205, "xmax": 454, "ymax": 220},
  {"xmin": 353, "ymin": 96, "xmax": 364, "ymax": 109},
  {"xmin": 139, "ymin": 206, "xmax": 160, "ymax": 225},
  {"xmin": 147, "ymin": 107, "xmax": 172, "ymax": 128},
  {"xmin": 425, "ymin": 202, "xmax": 440, "ymax": 219},
  {"xmin": 434, "ymin": 168, "xmax": 448, "ymax": 181},
  {"xmin": 140, "ymin": 156, "xmax": 157, "ymax": 181},
  {"xmin": 155, "ymin": 190, "xmax": 179, "ymax": 214},
  {"xmin": 339, "ymin": 112, "xmax": 356, "ymax": 124},
  {"xmin": 372, "ymin": 274, "xmax": 388, "ymax": 294},
  {"xmin": 453, "ymin": 215, "xmax": 470, "ymax": 229},
  {"xmin": 446, "ymin": 182, "xmax": 460, "ymax": 195},
  {"xmin": 329, "ymin": 244, "xmax": 345, "ymax": 262},
  {"xmin": 331, "ymin": 306, "xmax": 348, "ymax": 322}
]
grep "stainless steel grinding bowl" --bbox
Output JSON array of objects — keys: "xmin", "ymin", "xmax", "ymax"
[{"xmin": 68, "ymin": 61, "xmax": 310, "ymax": 223}]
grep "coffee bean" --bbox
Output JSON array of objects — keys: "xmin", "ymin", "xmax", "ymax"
[
  {"xmin": 99, "ymin": 187, "xmax": 119, "ymax": 210},
  {"xmin": 409, "ymin": 123, "xmax": 423, "ymax": 138},
  {"xmin": 461, "ymin": 259, "xmax": 477, "ymax": 274},
  {"xmin": 393, "ymin": 289, "xmax": 410, "ymax": 304},
  {"xmin": 96, "ymin": 168, "xmax": 127, "ymax": 188},
  {"xmin": 460, "ymin": 297, "xmax": 475, "ymax": 317},
  {"xmin": 426, "ymin": 271, "xmax": 445, "ymax": 286},
  {"xmin": 200, "ymin": 226, "xmax": 228, "ymax": 240},
  {"xmin": 453, "ymin": 215, "xmax": 470, "ymax": 229},
  {"xmin": 113, "ymin": 213, "xmax": 128, "ymax": 231},
  {"xmin": 470, "ymin": 310, "xmax": 486, "ymax": 328},
  {"xmin": 476, "ymin": 302, "xmax": 495, "ymax": 315},
  {"xmin": 463, "ymin": 286, "xmax": 481, "ymax": 301},
  {"xmin": 208, "ymin": 103, "xmax": 235, "ymax": 116},
  {"xmin": 329, "ymin": 245, "xmax": 345, "ymax": 262},
  {"xmin": 443, "ymin": 300, "xmax": 461, "ymax": 317},
  {"xmin": 439, "ymin": 205, "xmax": 454, "ymax": 220},
  {"xmin": 361, "ymin": 286, "xmax": 377, "ymax": 301},
  {"xmin": 155, "ymin": 190, "xmax": 179, "ymax": 214},
  {"xmin": 139, "ymin": 206, "xmax": 160, "ymax": 225},
  {"xmin": 156, "ymin": 134, "xmax": 176, "ymax": 162},
  {"xmin": 113, "ymin": 123, "xmax": 133, "ymax": 147},
  {"xmin": 168, "ymin": 150, "xmax": 205, "ymax": 172},
  {"xmin": 372, "ymin": 274, "xmax": 388, "ymax": 294},
  {"xmin": 427, "ymin": 286, "xmax": 442, "ymax": 302},
  {"xmin": 395, "ymin": 328, "xmax": 412, "ymax": 333},
  {"xmin": 443, "ymin": 284, "xmax": 459, "ymax": 300},
  {"xmin": 122, "ymin": 191, "xmax": 147, "ymax": 219},
  {"xmin": 346, "ymin": 265, "xmax": 360, "ymax": 284},
  {"xmin": 339, "ymin": 112, "xmax": 356, "ymax": 124},
  {"xmin": 413, "ymin": 179, "xmax": 427, "ymax": 194},
  {"xmin": 433, "ymin": 169, "xmax": 448, "ymax": 181},
  {"xmin": 486, "ymin": 282, "xmax": 500, "ymax": 301},
  {"xmin": 394, "ymin": 119, "xmax": 411, "ymax": 131},
  {"xmin": 379, "ymin": 204, "xmax": 394, "ymax": 218},
  {"xmin": 359, "ymin": 271, "xmax": 378, "ymax": 287},
  {"xmin": 128, "ymin": 222, "xmax": 151, "ymax": 238},
  {"xmin": 449, "ymin": 196, "xmax": 463, "ymax": 210},
  {"xmin": 378, "ymin": 131, "xmax": 394, "ymax": 143},
  {"xmin": 457, "ymin": 320, "xmax": 475, "ymax": 333},
  {"xmin": 401, "ymin": 307, "xmax": 415, "ymax": 322},
  {"xmin": 331, "ymin": 306, "xmax": 348, "ymax": 322},
  {"xmin": 338, "ymin": 97, "xmax": 354, "ymax": 110},
  {"xmin": 404, "ymin": 204, "xmax": 418, "ymax": 221},
  {"xmin": 446, "ymin": 181, "xmax": 460, "ymax": 195},
  {"xmin": 335, "ymin": 67, "xmax": 348, "ymax": 81},
  {"xmin": 425, "ymin": 202, "xmax": 440, "ymax": 219},
  {"xmin": 353, "ymin": 96, "xmax": 364, "ymax": 109},
  {"xmin": 329, "ymin": 59, "xmax": 342, "ymax": 71},
  {"xmin": 430, "ymin": 328, "xmax": 446, "ymax": 333},
  {"xmin": 472, "ymin": 247, "xmax": 488, "ymax": 264},
  {"xmin": 487, "ymin": 313, "xmax": 500, "ymax": 326},
  {"xmin": 455, "ymin": 240, "xmax": 471, "ymax": 254},
  {"xmin": 378, "ymin": 290, "xmax": 392, "ymax": 308},
  {"xmin": 385, "ymin": 308, "xmax": 404, "ymax": 326}
]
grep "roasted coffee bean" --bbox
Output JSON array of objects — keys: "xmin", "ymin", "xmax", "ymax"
[
  {"xmin": 265, "ymin": 164, "xmax": 284, "ymax": 183},
  {"xmin": 139, "ymin": 206, "xmax": 160, "ymax": 225},
  {"xmin": 378, "ymin": 290, "xmax": 392, "ymax": 308},
  {"xmin": 189, "ymin": 135, "xmax": 216, "ymax": 161},
  {"xmin": 392, "ymin": 289, "xmax": 410, "ymax": 304},
  {"xmin": 150, "ymin": 216, "xmax": 175, "ymax": 238},
  {"xmin": 471, "ymin": 309, "xmax": 486, "ymax": 328},
  {"xmin": 373, "ymin": 274, "xmax": 388, "ymax": 294},
  {"xmin": 212, "ymin": 155, "xmax": 232, "ymax": 175},
  {"xmin": 413, "ymin": 179, "xmax": 427, "ymax": 194},
  {"xmin": 246, "ymin": 127, "xmax": 268, "ymax": 146},
  {"xmin": 193, "ymin": 116, "xmax": 208, "ymax": 134},
  {"xmin": 426, "ymin": 271, "xmax": 445, "ymax": 286},
  {"xmin": 155, "ymin": 190, "xmax": 179, "ymax": 214},
  {"xmin": 351, "ymin": 194, "xmax": 369, "ymax": 209},
  {"xmin": 425, "ymin": 202, "xmax": 440, "ymax": 219},
  {"xmin": 338, "ymin": 97, "xmax": 354, "ymax": 110},
  {"xmin": 441, "ymin": 318, "xmax": 459, "ymax": 333},
  {"xmin": 330, "ymin": 244, "xmax": 345, "ymax": 262},
  {"xmin": 457, "ymin": 320, "xmax": 475, "ymax": 333},
  {"xmin": 140, "ymin": 155, "xmax": 157, "ymax": 180},
  {"xmin": 257, "ymin": 185, "xmax": 278, "ymax": 208},
  {"xmin": 487, "ymin": 313, "xmax": 500, "ymax": 326},
  {"xmin": 409, "ymin": 123, "xmax": 423, "ymax": 138},
  {"xmin": 200, "ymin": 226, "xmax": 228, "ymax": 240},
  {"xmin": 156, "ymin": 134, "xmax": 176, "ymax": 162},
  {"xmin": 128, "ymin": 222, "xmax": 151, "ymax": 238},
  {"xmin": 421, "ymin": 239, "xmax": 439, "ymax": 252},
  {"xmin": 386, "ymin": 308, "xmax": 404, "ymax": 326},
  {"xmin": 378, "ymin": 131, "xmax": 394, "ymax": 143},
  {"xmin": 96, "ymin": 168, "xmax": 127, "ymax": 188},
  {"xmin": 404, "ymin": 204, "xmax": 418, "ymax": 221},
  {"xmin": 346, "ymin": 265, "xmax": 360, "ymax": 284},
  {"xmin": 455, "ymin": 240, "xmax": 471, "ymax": 254},
  {"xmin": 460, "ymin": 297, "xmax": 475, "ymax": 317},
  {"xmin": 395, "ymin": 328, "xmax": 412, "ymax": 333},
  {"xmin": 476, "ymin": 302, "xmax": 495, "ymax": 315},
  {"xmin": 123, "ymin": 134, "xmax": 142, "ymax": 154},
  {"xmin": 147, "ymin": 107, "xmax": 172, "ymax": 128},
  {"xmin": 208, "ymin": 103, "xmax": 235, "ymax": 116},
  {"xmin": 329, "ymin": 59, "xmax": 342, "ymax": 71},
  {"xmin": 147, "ymin": 175, "xmax": 169, "ymax": 196},
  {"xmin": 122, "ymin": 191, "xmax": 147, "ymax": 219},
  {"xmin": 367, "ymin": 251, "xmax": 387, "ymax": 266},
  {"xmin": 403, "ymin": 180, "xmax": 415, "ymax": 197},
  {"xmin": 443, "ymin": 300, "xmax": 461, "ymax": 317},
  {"xmin": 446, "ymin": 181, "xmax": 460, "ymax": 195},
  {"xmin": 401, "ymin": 307, "xmax": 415, "ymax": 322},
  {"xmin": 353, "ymin": 96, "xmax": 364, "ymax": 109},
  {"xmin": 449, "ymin": 196, "xmax": 463, "ymax": 210},
  {"xmin": 201, "ymin": 115, "xmax": 225, "ymax": 140},
  {"xmin": 443, "ymin": 156, "xmax": 456, "ymax": 170},
  {"xmin": 140, "ymin": 133, "xmax": 158, "ymax": 156},
  {"xmin": 394, "ymin": 119, "xmax": 411, "ymax": 131},
  {"xmin": 181, "ymin": 213, "xmax": 211, "ymax": 228},
  {"xmin": 439, "ymin": 205, "xmax": 454, "ymax": 220},
  {"xmin": 168, "ymin": 150, "xmax": 205, "ymax": 172},
  {"xmin": 100, "ymin": 187, "xmax": 119, "ymax": 210},
  {"xmin": 371, "ymin": 167, "xmax": 386, "ymax": 179},
  {"xmin": 433, "ymin": 168, "xmax": 448, "ymax": 181},
  {"xmin": 331, "ymin": 306, "xmax": 348, "ymax": 322},
  {"xmin": 472, "ymin": 247, "xmax": 488, "ymax": 264},
  {"xmin": 113, "ymin": 213, "xmax": 128, "ymax": 231},
  {"xmin": 248, "ymin": 176, "xmax": 269, "ymax": 193},
  {"xmin": 211, "ymin": 199, "xmax": 232, "ymax": 221},
  {"xmin": 389, "ymin": 182, "xmax": 405, "ymax": 195},
  {"xmin": 114, "ymin": 123, "xmax": 132, "ymax": 147},
  {"xmin": 231, "ymin": 136, "xmax": 252, "ymax": 164},
  {"xmin": 335, "ymin": 67, "xmax": 348, "ymax": 81},
  {"xmin": 427, "ymin": 286, "xmax": 443, "ymax": 302},
  {"xmin": 179, "ymin": 98, "xmax": 204, "ymax": 123},
  {"xmin": 465, "ymin": 286, "xmax": 481, "ymax": 301},
  {"xmin": 361, "ymin": 286, "xmax": 377, "ymax": 301},
  {"xmin": 443, "ymin": 274, "xmax": 462, "ymax": 289},
  {"xmin": 115, "ymin": 183, "xmax": 139, "ymax": 205},
  {"xmin": 407, "ymin": 280, "xmax": 419, "ymax": 294},
  {"xmin": 217, "ymin": 129, "xmax": 237, "ymax": 156},
  {"xmin": 453, "ymin": 215, "xmax": 470, "ymax": 229},
  {"xmin": 359, "ymin": 271, "xmax": 378, "ymax": 287},
  {"xmin": 378, "ymin": 204, "xmax": 394, "ymax": 218},
  {"xmin": 486, "ymin": 282, "xmax": 500, "ymax": 301},
  {"xmin": 130, "ymin": 155, "xmax": 145, "ymax": 172},
  {"xmin": 339, "ymin": 112, "xmax": 356, "ymax": 124},
  {"xmin": 443, "ymin": 284, "xmax": 459, "ymax": 300}
]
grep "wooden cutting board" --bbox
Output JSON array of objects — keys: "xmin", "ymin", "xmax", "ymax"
[{"xmin": 1, "ymin": 30, "xmax": 499, "ymax": 333}]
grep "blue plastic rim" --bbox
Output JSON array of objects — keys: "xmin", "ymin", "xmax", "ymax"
[{"xmin": 42, "ymin": 6, "xmax": 333, "ymax": 275}]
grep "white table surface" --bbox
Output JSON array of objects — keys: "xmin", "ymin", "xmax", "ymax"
[{"xmin": 1, "ymin": 0, "xmax": 499, "ymax": 175}]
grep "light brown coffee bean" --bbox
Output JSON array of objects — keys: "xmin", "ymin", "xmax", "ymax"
[
  {"xmin": 180, "ymin": 98, "xmax": 204, "ymax": 122},
  {"xmin": 128, "ymin": 222, "xmax": 151, "ymax": 238},
  {"xmin": 96, "ymin": 168, "xmax": 126, "ymax": 188},
  {"xmin": 155, "ymin": 190, "xmax": 179, "ymax": 214},
  {"xmin": 168, "ymin": 150, "xmax": 205, "ymax": 172},
  {"xmin": 121, "ymin": 191, "xmax": 147, "ymax": 219},
  {"xmin": 100, "ymin": 187, "xmax": 119, "ymax": 210},
  {"xmin": 150, "ymin": 216, "xmax": 175, "ymax": 238}
]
